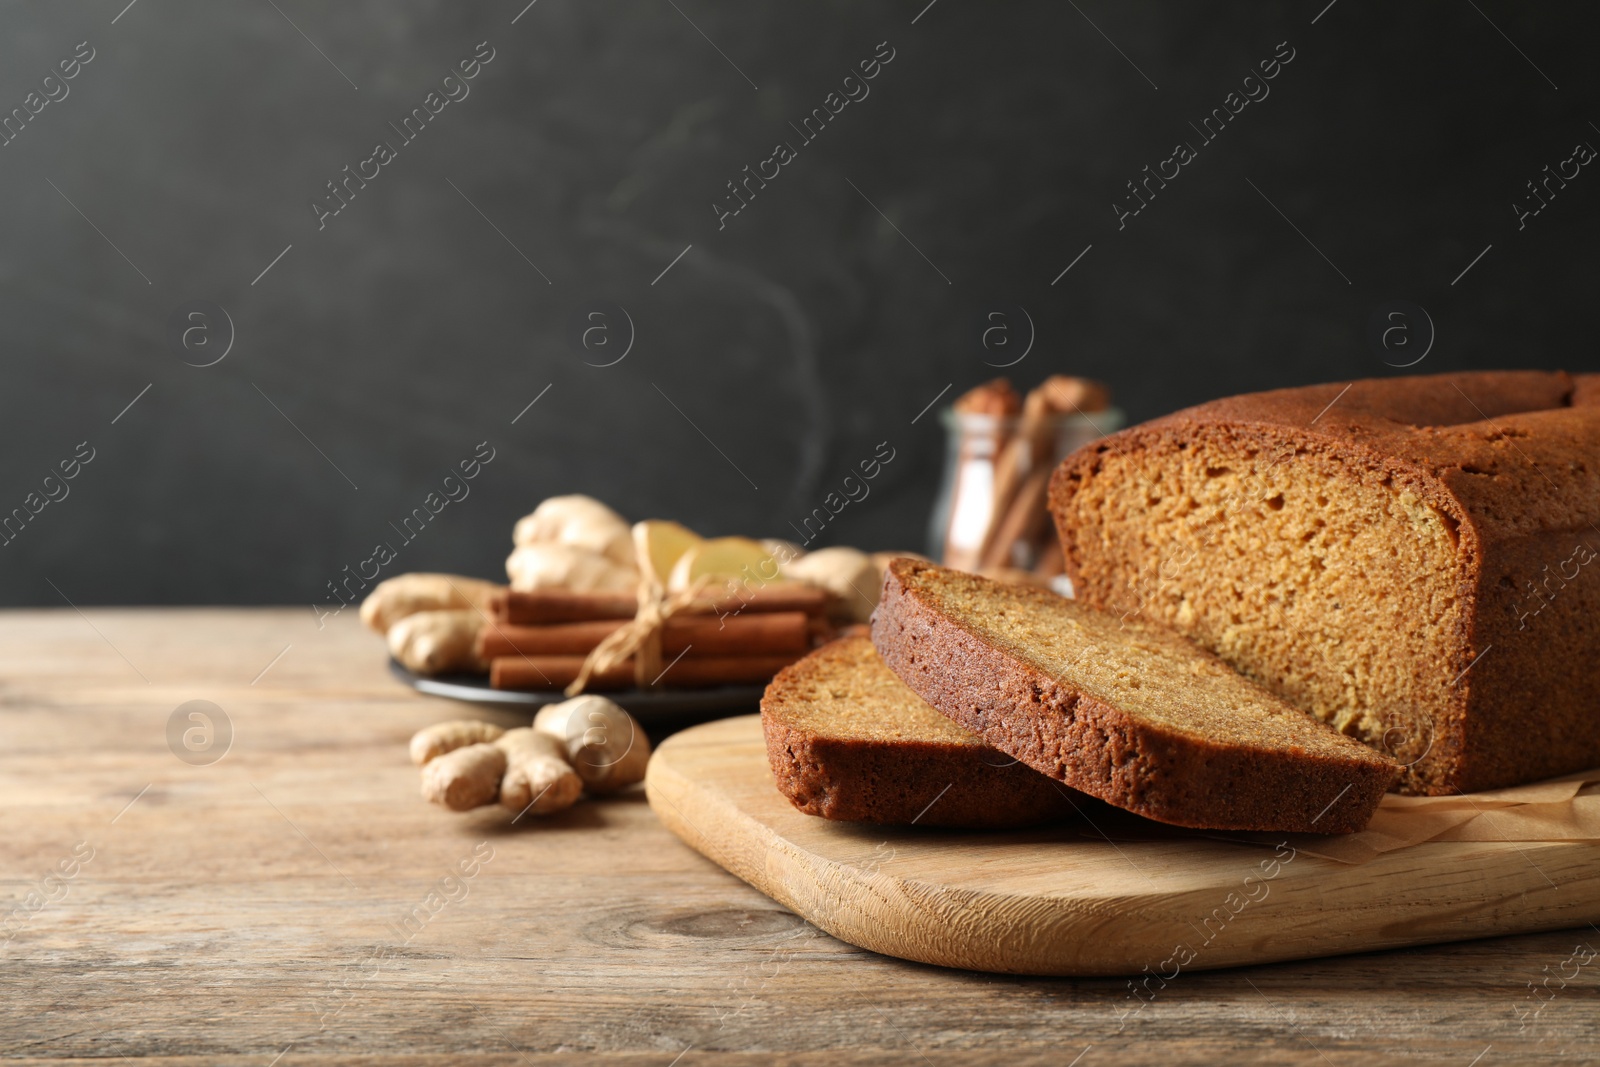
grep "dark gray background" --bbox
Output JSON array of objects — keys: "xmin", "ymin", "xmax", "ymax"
[{"xmin": 1, "ymin": 1, "xmax": 1594, "ymax": 607}]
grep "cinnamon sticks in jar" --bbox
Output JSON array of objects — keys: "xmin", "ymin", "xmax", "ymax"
[{"xmin": 938, "ymin": 375, "xmax": 1114, "ymax": 577}]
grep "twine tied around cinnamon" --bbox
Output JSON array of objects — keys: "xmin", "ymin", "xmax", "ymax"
[{"xmin": 564, "ymin": 576, "xmax": 715, "ymax": 696}]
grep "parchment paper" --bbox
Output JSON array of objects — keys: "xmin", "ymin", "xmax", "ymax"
[{"xmin": 1263, "ymin": 770, "xmax": 1600, "ymax": 864}]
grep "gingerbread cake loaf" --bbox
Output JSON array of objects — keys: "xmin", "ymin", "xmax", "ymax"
[
  {"xmin": 871, "ymin": 560, "xmax": 1398, "ymax": 833},
  {"xmin": 1049, "ymin": 369, "xmax": 1600, "ymax": 795},
  {"xmin": 761, "ymin": 636, "xmax": 1076, "ymax": 828}
]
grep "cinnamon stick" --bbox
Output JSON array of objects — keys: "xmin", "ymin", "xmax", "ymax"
[
  {"xmin": 979, "ymin": 376, "xmax": 1111, "ymax": 570},
  {"xmin": 490, "ymin": 652, "xmax": 803, "ymax": 691},
  {"xmin": 982, "ymin": 389, "xmax": 1054, "ymax": 565},
  {"xmin": 490, "ymin": 589, "xmax": 634, "ymax": 624},
  {"xmin": 979, "ymin": 467, "xmax": 1051, "ymax": 571},
  {"xmin": 477, "ymin": 611, "xmax": 811, "ymax": 660},
  {"xmin": 491, "ymin": 583, "xmax": 828, "ymax": 625},
  {"xmin": 953, "ymin": 378, "xmax": 1022, "ymax": 417},
  {"xmin": 943, "ymin": 379, "xmax": 1022, "ymax": 570},
  {"xmin": 1037, "ymin": 375, "xmax": 1110, "ymax": 416}
]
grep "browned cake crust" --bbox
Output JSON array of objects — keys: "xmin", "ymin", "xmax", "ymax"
[
  {"xmin": 761, "ymin": 637, "xmax": 1076, "ymax": 828},
  {"xmin": 871, "ymin": 560, "xmax": 1398, "ymax": 834},
  {"xmin": 1050, "ymin": 369, "xmax": 1600, "ymax": 795}
]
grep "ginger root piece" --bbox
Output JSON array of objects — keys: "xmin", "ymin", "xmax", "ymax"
[
  {"xmin": 387, "ymin": 609, "xmax": 487, "ymax": 676},
  {"xmin": 409, "ymin": 720, "xmax": 505, "ymax": 766},
  {"xmin": 420, "ymin": 742, "xmax": 506, "ymax": 811},
  {"xmin": 512, "ymin": 495, "xmax": 636, "ymax": 567},
  {"xmin": 360, "ymin": 573, "xmax": 503, "ymax": 634},
  {"xmin": 667, "ymin": 537, "xmax": 775, "ymax": 594},
  {"xmin": 782, "ymin": 547, "xmax": 882, "ymax": 625},
  {"xmin": 633, "ymin": 519, "xmax": 702, "ymax": 590},
  {"xmin": 533, "ymin": 695, "xmax": 652, "ymax": 794},
  {"xmin": 505, "ymin": 543, "xmax": 638, "ymax": 594},
  {"xmin": 761, "ymin": 538, "xmax": 804, "ymax": 566},
  {"xmin": 496, "ymin": 728, "xmax": 584, "ymax": 815}
]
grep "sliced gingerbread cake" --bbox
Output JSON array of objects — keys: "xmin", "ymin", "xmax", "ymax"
[
  {"xmin": 761, "ymin": 636, "xmax": 1076, "ymax": 828},
  {"xmin": 872, "ymin": 560, "xmax": 1398, "ymax": 833},
  {"xmin": 1049, "ymin": 369, "xmax": 1600, "ymax": 794}
]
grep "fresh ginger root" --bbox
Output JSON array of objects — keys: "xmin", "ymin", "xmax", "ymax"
[
  {"xmin": 496, "ymin": 728, "xmax": 583, "ymax": 815},
  {"xmin": 360, "ymin": 573, "xmax": 503, "ymax": 634},
  {"xmin": 512, "ymin": 495, "xmax": 636, "ymax": 566},
  {"xmin": 781, "ymin": 546, "xmax": 882, "ymax": 625},
  {"xmin": 505, "ymin": 542, "xmax": 637, "ymax": 594},
  {"xmin": 387, "ymin": 609, "xmax": 485, "ymax": 675},
  {"xmin": 408, "ymin": 698, "xmax": 649, "ymax": 817},
  {"xmin": 532, "ymin": 695, "xmax": 651, "ymax": 795},
  {"xmin": 410, "ymin": 720, "xmax": 505, "ymax": 765},
  {"xmin": 420, "ymin": 742, "xmax": 506, "ymax": 811}
]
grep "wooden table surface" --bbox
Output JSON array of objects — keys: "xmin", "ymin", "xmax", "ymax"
[{"xmin": 2, "ymin": 609, "xmax": 1596, "ymax": 1066}]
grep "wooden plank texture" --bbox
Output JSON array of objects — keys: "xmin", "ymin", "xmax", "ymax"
[
  {"xmin": 646, "ymin": 716, "xmax": 1600, "ymax": 975},
  {"xmin": 1, "ymin": 608, "xmax": 1598, "ymax": 1065}
]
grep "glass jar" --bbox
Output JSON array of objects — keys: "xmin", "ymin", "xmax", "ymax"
[{"xmin": 927, "ymin": 405, "xmax": 1124, "ymax": 573}]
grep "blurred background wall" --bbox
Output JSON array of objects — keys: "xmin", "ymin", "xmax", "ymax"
[{"xmin": 0, "ymin": 1, "xmax": 1594, "ymax": 606}]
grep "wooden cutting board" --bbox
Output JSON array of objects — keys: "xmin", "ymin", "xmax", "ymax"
[{"xmin": 646, "ymin": 715, "xmax": 1600, "ymax": 977}]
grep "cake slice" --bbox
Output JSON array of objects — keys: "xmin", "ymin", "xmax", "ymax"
[
  {"xmin": 871, "ymin": 559, "xmax": 1399, "ymax": 833},
  {"xmin": 761, "ymin": 636, "xmax": 1076, "ymax": 828}
]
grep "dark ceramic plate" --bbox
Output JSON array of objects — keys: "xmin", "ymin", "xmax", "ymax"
[{"xmin": 387, "ymin": 659, "xmax": 766, "ymax": 720}]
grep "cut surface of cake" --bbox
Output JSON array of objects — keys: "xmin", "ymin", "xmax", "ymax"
[
  {"xmin": 872, "ymin": 560, "xmax": 1398, "ymax": 833},
  {"xmin": 761, "ymin": 636, "xmax": 1075, "ymax": 828}
]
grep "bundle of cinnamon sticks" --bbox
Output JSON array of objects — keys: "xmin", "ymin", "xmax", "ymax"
[{"xmin": 481, "ymin": 584, "xmax": 836, "ymax": 691}]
